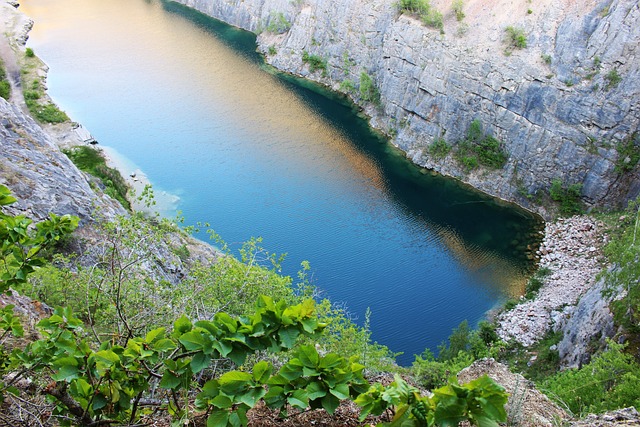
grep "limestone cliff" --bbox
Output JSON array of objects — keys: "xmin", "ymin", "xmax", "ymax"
[{"xmin": 174, "ymin": 0, "xmax": 640, "ymax": 217}]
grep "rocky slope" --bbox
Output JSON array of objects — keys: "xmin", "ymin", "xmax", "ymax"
[{"xmin": 174, "ymin": 0, "xmax": 640, "ymax": 217}]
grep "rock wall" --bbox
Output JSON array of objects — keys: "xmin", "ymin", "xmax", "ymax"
[{"xmin": 173, "ymin": 0, "xmax": 640, "ymax": 217}]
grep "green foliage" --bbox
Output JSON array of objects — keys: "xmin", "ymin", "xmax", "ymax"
[
  {"xmin": 62, "ymin": 145, "xmax": 131, "ymax": 210},
  {"xmin": 359, "ymin": 72, "xmax": 381, "ymax": 105},
  {"xmin": 340, "ymin": 78, "xmax": 356, "ymax": 94},
  {"xmin": 357, "ymin": 373, "xmax": 508, "ymax": 427},
  {"xmin": 542, "ymin": 54, "xmax": 552, "ymax": 65},
  {"xmin": 267, "ymin": 45, "xmax": 277, "ymax": 55},
  {"xmin": 543, "ymin": 341, "xmax": 640, "ymax": 416},
  {"xmin": 602, "ymin": 198, "xmax": 640, "ymax": 333},
  {"xmin": 604, "ymin": 68, "xmax": 622, "ymax": 90},
  {"xmin": 0, "ymin": 61, "xmax": 11, "ymax": 101},
  {"xmin": 0, "ymin": 185, "xmax": 78, "ymax": 293},
  {"xmin": 25, "ymin": 99, "xmax": 69, "ymax": 123},
  {"xmin": 614, "ymin": 133, "xmax": 640, "ymax": 174},
  {"xmin": 452, "ymin": 0, "xmax": 465, "ymax": 21},
  {"xmin": 397, "ymin": 0, "xmax": 444, "ymax": 32},
  {"xmin": 0, "ymin": 80, "xmax": 9, "ymax": 101},
  {"xmin": 504, "ymin": 26, "xmax": 527, "ymax": 52},
  {"xmin": 301, "ymin": 50, "xmax": 328, "ymax": 76},
  {"xmin": 25, "ymin": 47, "xmax": 35, "ymax": 58},
  {"xmin": 266, "ymin": 12, "xmax": 291, "ymax": 34},
  {"xmin": 549, "ymin": 179, "xmax": 584, "ymax": 216},
  {"xmin": 454, "ymin": 120, "xmax": 508, "ymax": 170}
]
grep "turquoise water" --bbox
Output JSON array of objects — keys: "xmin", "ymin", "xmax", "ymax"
[{"xmin": 22, "ymin": 0, "xmax": 541, "ymax": 364}]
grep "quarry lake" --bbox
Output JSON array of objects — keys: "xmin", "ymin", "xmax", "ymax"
[{"xmin": 22, "ymin": 0, "xmax": 542, "ymax": 364}]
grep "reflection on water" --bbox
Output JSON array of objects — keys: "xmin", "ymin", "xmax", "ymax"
[{"xmin": 21, "ymin": 0, "xmax": 542, "ymax": 364}]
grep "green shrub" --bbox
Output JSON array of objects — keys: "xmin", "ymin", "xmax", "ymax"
[
  {"xmin": 397, "ymin": 0, "xmax": 430, "ymax": 16},
  {"xmin": 543, "ymin": 341, "xmax": 640, "ymax": 416},
  {"xmin": 452, "ymin": 0, "xmax": 465, "ymax": 21},
  {"xmin": 267, "ymin": 45, "xmax": 277, "ymax": 55},
  {"xmin": 266, "ymin": 12, "xmax": 291, "ymax": 34},
  {"xmin": 454, "ymin": 120, "xmax": 508, "ymax": 170},
  {"xmin": 549, "ymin": 179, "xmax": 584, "ymax": 216},
  {"xmin": 301, "ymin": 50, "xmax": 327, "ymax": 76},
  {"xmin": 614, "ymin": 133, "xmax": 640, "ymax": 174},
  {"xmin": 359, "ymin": 71, "xmax": 380, "ymax": 105},
  {"xmin": 62, "ymin": 146, "xmax": 131, "ymax": 210},
  {"xmin": 504, "ymin": 26, "xmax": 527, "ymax": 51},
  {"xmin": 339, "ymin": 78, "xmax": 355, "ymax": 94},
  {"xmin": 397, "ymin": 0, "xmax": 443, "ymax": 32},
  {"xmin": 26, "ymin": 100, "xmax": 69, "ymax": 123},
  {"xmin": 25, "ymin": 47, "xmax": 35, "ymax": 58},
  {"xmin": 604, "ymin": 68, "xmax": 622, "ymax": 90},
  {"xmin": 0, "ymin": 80, "xmax": 9, "ymax": 101},
  {"xmin": 429, "ymin": 138, "xmax": 452, "ymax": 159}
]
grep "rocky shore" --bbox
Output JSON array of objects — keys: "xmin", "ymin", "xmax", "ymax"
[{"xmin": 497, "ymin": 215, "xmax": 608, "ymax": 347}]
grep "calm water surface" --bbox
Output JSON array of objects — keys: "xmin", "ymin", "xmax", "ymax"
[{"xmin": 22, "ymin": 0, "xmax": 542, "ymax": 364}]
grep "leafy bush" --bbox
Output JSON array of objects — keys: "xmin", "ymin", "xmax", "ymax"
[
  {"xmin": 301, "ymin": 50, "xmax": 328, "ymax": 76},
  {"xmin": 25, "ymin": 99, "xmax": 69, "ymax": 123},
  {"xmin": 504, "ymin": 26, "xmax": 527, "ymax": 52},
  {"xmin": 339, "ymin": 78, "xmax": 355, "ymax": 94},
  {"xmin": 452, "ymin": 0, "xmax": 465, "ymax": 21},
  {"xmin": 614, "ymin": 133, "xmax": 640, "ymax": 174},
  {"xmin": 397, "ymin": 0, "xmax": 443, "ymax": 32},
  {"xmin": 63, "ymin": 145, "xmax": 131, "ymax": 210},
  {"xmin": 0, "ymin": 81, "xmax": 9, "ymax": 101},
  {"xmin": 429, "ymin": 137, "xmax": 451, "ymax": 159},
  {"xmin": 266, "ymin": 12, "xmax": 291, "ymax": 34},
  {"xmin": 543, "ymin": 341, "xmax": 640, "ymax": 416},
  {"xmin": 267, "ymin": 45, "xmax": 277, "ymax": 55},
  {"xmin": 602, "ymin": 198, "xmax": 640, "ymax": 333},
  {"xmin": 549, "ymin": 179, "xmax": 584, "ymax": 216},
  {"xmin": 25, "ymin": 47, "xmax": 35, "ymax": 58},
  {"xmin": 604, "ymin": 68, "xmax": 622, "ymax": 90},
  {"xmin": 454, "ymin": 120, "xmax": 508, "ymax": 170},
  {"xmin": 359, "ymin": 72, "xmax": 380, "ymax": 105}
]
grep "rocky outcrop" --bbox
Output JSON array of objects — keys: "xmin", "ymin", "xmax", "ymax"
[
  {"xmin": 0, "ymin": 97, "xmax": 127, "ymax": 223},
  {"xmin": 554, "ymin": 276, "xmax": 619, "ymax": 368},
  {"xmin": 173, "ymin": 0, "xmax": 640, "ymax": 217}
]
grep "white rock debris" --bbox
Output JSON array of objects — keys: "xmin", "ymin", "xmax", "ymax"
[{"xmin": 497, "ymin": 215, "xmax": 607, "ymax": 347}]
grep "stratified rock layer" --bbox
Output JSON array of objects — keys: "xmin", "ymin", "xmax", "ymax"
[{"xmin": 175, "ymin": 0, "xmax": 640, "ymax": 216}]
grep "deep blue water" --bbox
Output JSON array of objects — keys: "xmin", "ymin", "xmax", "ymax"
[{"xmin": 22, "ymin": 0, "xmax": 541, "ymax": 364}]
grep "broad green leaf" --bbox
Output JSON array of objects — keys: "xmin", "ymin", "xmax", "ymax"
[
  {"xmin": 145, "ymin": 327, "xmax": 165, "ymax": 343},
  {"xmin": 159, "ymin": 371, "xmax": 182, "ymax": 389},
  {"xmin": 152, "ymin": 338, "xmax": 177, "ymax": 353},
  {"xmin": 191, "ymin": 352, "xmax": 211, "ymax": 374},
  {"xmin": 319, "ymin": 353, "xmax": 342, "ymax": 370},
  {"xmin": 207, "ymin": 410, "xmax": 230, "ymax": 427},
  {"xmin": 52, "ymin": 364, "xmax": 79, "ymax": 382},
  {"xmin": 179, "ymin": 330, "xmax": 207, "ymax": 351},
  {"xmin": 433, "ymin": 399, "xmax": 467, "ymax": 427},
  {"xmin": 92, "ymin": 394, "xmax": 108, "ymax": 411},
  {"xmin": 219, "ymin": 371, "xmax": 252, "ymax": 394},
  {"xmin": 306, "ymin": 381, "xmax": 327, "ymax": 400},
  {"xmin": 173, "ymin": 315, "xmax": 192, "ymax": 336},
  {"xmin": 297, "ymin": 345, "xmax": 319, "ymax": 367},
  {"xmin": 287, "ymin": 389, "xmax": 309, "ymax": 409},
  {"xmin": 329, "ymin": 382, "xmax": 350, "ymax": 400},
  {"xmin": 474, "ymin": 414, "xmax": 501, "ymax": 427},
  {"xmin": 278, "ymin": 327, "xmax": 300, "ymax": 349},
  {"xmin": 321, "ymin": 393, "xmax": 340, "ymax": 414},
  {"xmin": 252, "ymin": 361, "xmax": 272, "ymax": 383},
  {"xmin": 279, "ymin": 363, "xmax": 303, "ymax": 381},
  {"xmin": 238, "ymin": 387, "xmax": 266, "ymax": 407},
  {"xmin": 211, "ymin": 394, "xmax": 233, "ymax": 409},
  {"xmin": 215, "ymin": 312, "xmax": 237, "ymax": 333}
]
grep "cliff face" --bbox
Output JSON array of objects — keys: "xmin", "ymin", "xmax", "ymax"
[{"xmin": 174, "ymin": 0, "xmax": 640, "ymax": 216}]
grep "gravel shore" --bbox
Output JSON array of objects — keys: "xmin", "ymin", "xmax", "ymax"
[{"xmin": 497, "ymin": 215, "xmax": 608, "ymax": 346}]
